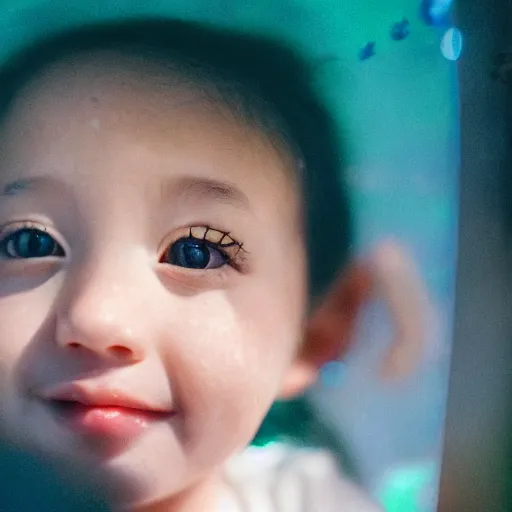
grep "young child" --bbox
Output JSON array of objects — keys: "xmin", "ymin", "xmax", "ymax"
[{"xmin": 0, "ymin": 18, "xmax": 429, "ymax": 512}]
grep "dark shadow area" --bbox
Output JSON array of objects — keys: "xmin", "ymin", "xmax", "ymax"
[
  {"xmin": 0, "ymin": 441, "xmax": 111, "ymax": 511},
  {"xmin": 438, "ymin": 1, "xmax": 512, "ymax": 511}
]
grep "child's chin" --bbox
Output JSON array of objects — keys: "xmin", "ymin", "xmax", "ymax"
[
  {"xmin": 104, "ymin": 475, "xmax": 193, "ymax": 512},
  {"xmin": 100, "ymin": 448, "xmax": 224, "ymax": 512},
  {"xmin": 92, "ymin": 448, "xmax": 193, "ymax": 506},
  {"xmin": 110, "ymin": 476, "xmax": 221, "ymax": 512}
]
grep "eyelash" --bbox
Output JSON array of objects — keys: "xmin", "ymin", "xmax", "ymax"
[
  {"xmin": 158, "ymin": 225, "xmax": 246, "ymax": 272},
  {"xmin": 0, "ymin": 222, "xmax": 247, "ymax": 271},
  {"xmin": 196, "ymin": 225, "xmax": 244, "ymax": 262}
]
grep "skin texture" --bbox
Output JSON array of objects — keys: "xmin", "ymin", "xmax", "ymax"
[{"xmin": 0, "ymin": 51, "xmax": 429, "ymax": 512}]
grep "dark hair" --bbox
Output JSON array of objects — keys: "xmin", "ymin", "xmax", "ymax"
[{"xmin": 0, "ymin": 18, "xmax": 357, "ymax": 477}]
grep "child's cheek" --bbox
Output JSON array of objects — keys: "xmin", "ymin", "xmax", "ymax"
[
  {"xmin": 0, "ymin": 269, "xmax": 62, "ymax": 390},
  {"xmin": 161, "ymin": 281, "xmax": 303, "ymax": 460}
]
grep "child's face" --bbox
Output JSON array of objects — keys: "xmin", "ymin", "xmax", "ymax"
[{"xmin": 0, "ymin": 54, "xmax": 307, "ymax": 505}]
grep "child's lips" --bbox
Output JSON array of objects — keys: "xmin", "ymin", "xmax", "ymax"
[
  {"xmin": 40, "ymin": 382, "xmax": 175, "ymax": 453},
  {"xmin": 53, "ymin": 402, "xmax": 171, "ymax": 438}
]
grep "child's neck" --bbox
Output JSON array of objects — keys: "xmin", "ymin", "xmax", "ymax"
[{"xmin": 128, "ymin": 472, "xmax": 227, "ymax": 512}]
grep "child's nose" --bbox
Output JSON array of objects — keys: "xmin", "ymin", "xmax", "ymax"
[
  {"xmin": 54, "ymin": 262, "xmax": 151, "ymax": 363},
  {"xmin": 56, "ymin": 319, "xmax": 145, "ymax": 363}
]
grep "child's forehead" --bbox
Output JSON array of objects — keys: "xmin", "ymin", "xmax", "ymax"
[
  {"xmin": 7, "ymin": 54, "xmax": 229, "ymax": 138},
  {"xmin": 0, "ymin": 51, "xmax": 300, "ymax": 211},
  {"xmin": 3, "ymin": 50, "xmax": 300, "ymax": 184},
  {"xmin": 18, "ymin": 50, "xmax": 209, "ymax": 110}
]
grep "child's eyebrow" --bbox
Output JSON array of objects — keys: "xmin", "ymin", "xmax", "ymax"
[
  {"xmin": 1, "ymin": 176, "xmax": 252, "ymax": 212},
  {"xmin": 169, "ymin": 176, "xmax": 251, "ymax": 212},
  {"xmin": 1, "ymin": 178, "xmax": 45, "ymax": 197}
]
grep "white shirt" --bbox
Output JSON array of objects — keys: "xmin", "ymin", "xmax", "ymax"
[{"xmin": 219, "ymin": 444, "xmax": 383, "ymax": 512}]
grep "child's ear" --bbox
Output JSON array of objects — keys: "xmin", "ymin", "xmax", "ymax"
[
  {"xmin": 279, "ymin": 262, "xmax": 371, "ymax": 399},
  {"xmin": 279, "ymin": 241, "xmax": 429, "ymax": 399}
]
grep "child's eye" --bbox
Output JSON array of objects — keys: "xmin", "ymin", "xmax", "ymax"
[
  {"xmin": 0, "ymin": 227, "xmax": 65, "ymax": 259},
  {"xmin": 162, "ymin": 237, "xmax": 228, "ymax": 269},
  {"xmin": 160, "ymin": 227, "xmax": 245, "ymax": 271}
]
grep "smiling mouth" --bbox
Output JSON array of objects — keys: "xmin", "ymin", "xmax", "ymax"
[
  {"xmin": 50, "ymin": 399, "xmax": 171, "ymax": 419},
  {"xmin": 39, "ymin": 384, "xmax": 175, "ymax": 455},
  {"xmin": 46, "ymin": 399, "xmax": 174, "ymax": 456}
]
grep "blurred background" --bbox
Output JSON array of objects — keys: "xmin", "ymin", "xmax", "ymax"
[{"xmin": 307, "ymin": 2, "xmax": 458, "ymax": 510}]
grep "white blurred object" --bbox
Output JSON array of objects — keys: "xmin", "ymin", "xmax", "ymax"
[
  {"xmin": 441, "ymin": 28, "xmax": 463, "ymax": 61},
  {"xmin": 220, "ymin": 443, "xmax": 382, "ymax": 512}
]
